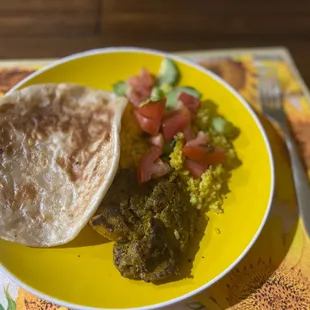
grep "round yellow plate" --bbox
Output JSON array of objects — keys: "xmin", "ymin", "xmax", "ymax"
[{"xmin": 0, "ymin": 48, "xmax": 274, "ymax": 310}]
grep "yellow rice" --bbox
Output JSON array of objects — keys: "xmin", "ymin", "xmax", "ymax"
[
  {"xmin": 120, "ymin": 105, "xmax": 149, "ymax": 169},
  {"xmin": 119, "ymin": 103, "xmax": 237, "ymax": 213}
]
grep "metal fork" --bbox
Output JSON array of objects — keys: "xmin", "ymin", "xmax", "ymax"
[{"xmin": 259, "ymin": 67, "xmax": 310, "ymax": 238}]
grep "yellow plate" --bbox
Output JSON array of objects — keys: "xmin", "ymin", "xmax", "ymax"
[{"xmin": 0, "ymin": 48, "xmax": 274, "ymax": 310}]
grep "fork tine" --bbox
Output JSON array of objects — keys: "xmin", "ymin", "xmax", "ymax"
[
  {"xmin": 259, "ymin": 67, "xmax": 282, "ymax": 110},
  {"xmin": 259, "ymin": 73, "xmax": 272, "ymax": 109}
]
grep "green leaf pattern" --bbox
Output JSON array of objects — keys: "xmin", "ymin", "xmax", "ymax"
[{"xmin": 0, "ymin": 286, "xmax": 16, "ymax": 310}]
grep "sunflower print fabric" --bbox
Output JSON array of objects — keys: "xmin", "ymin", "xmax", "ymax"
[{"xmin": 0, "ymin": 48, "xmax": 309, "ymax": 310}]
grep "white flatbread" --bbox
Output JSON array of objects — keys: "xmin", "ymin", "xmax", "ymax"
[{"xmin": 0, "ymin": 83, "xmax": 127, "ymax": 247}]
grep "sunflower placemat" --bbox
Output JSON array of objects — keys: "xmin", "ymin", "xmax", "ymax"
[{"xmin": 0, "ymin": 47, "xmax": 310, "ymax": 310}]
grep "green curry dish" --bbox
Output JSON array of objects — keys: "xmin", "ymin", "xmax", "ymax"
[{"xmin": 91, "ymin": 169, "xmax": 198, "ymax": 283}]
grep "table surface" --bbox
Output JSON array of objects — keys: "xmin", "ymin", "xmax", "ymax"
[{"xmin": 0, "ymin": 0, "xmax": 310, "ymax": 86}]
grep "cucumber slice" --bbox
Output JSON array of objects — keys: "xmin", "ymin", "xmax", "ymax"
[
  {"xmin": 158, "ymin": 58, "xmax": 180, "ymax": 86},
  {"xmin": 165, "ymin": 86, "xmax": 202, "ymax": 109},
  {"xmin": 150, "ymin": 87, "xmax": 165, "ymax": 101},
  {"xmin": 212, "ymin": 116, "xmax": 228, "ymax": 134},
  {"xmin": 212, "ymin": 116, "xmax": 239, "ymax": 139},
  {"xmin": 160, "ymin": 83, "xmax": 172, "ymax": 94},
  {"xmin": 113, "ymin": 81, "xmax": 128, "ymax": 96},
  {"xmin": 177, "ymin": 86, "xmax": 202, "ymax": 99},
  {"xmin": 165, "ymin": 88, "xmax": 179, "ymax": 109}
]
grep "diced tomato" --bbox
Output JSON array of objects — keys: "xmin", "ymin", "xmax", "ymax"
[
  {"xmin": 140, "ymin": 68, "xmax": 154, "ymax": 88},
  {"xmin": 185, "ymin": 131, "xmax": 209, "ymax": 147},
  {"xmin": 150, "ymin": 159, "xmax": 171, "ymax": 178},
  {"xmin": 162, "ymin": 112, "xmax": 186, "ymax": 141},
  {"xmin": 178, "ymin": 92, "xmax": 200, "ymax": 113},
  {"xmin": 134, "ymin": 111, "xmax": 161, "ymax": 136},
  {"xmin": 127, "ymin": 75, "xmax": 140, "ymax": 89},
  {"xmin": 184, "ymin": 159, "xmax": 208, "ymax": 178},
  {"xmin": 127, "ymin": 68, "xmax": 154, "ymax": 90},
  {"xmin": 138, "ymin": 146, "xmax": 171, "ymax": 183},
  {"xmin": 127, "ymin": 68, "xmax": 155, "ymax": 107},
  {"xmin": 183, "ymin": 146, "xmax": 226, "ymax": 165},
  {"xmin": 149, "ymin": 133, "xmax": 164, "ymax": 150},
  {"xmin": 161, "ymin": 106, "xmax": 191, "ymax": 141},
  {"xmin": 203, "ymin": 147, "xmax": 226, "ymax": 165},
  {"xmin": 183, "ymin": 124, "xmax": 195, "ymax": 142},
  {"xmin": 138, "ymin": 146, "xmax": 162, "ymax": 183},
  {"xmin": 126, "ymin": 89, "xmax": 141, "ymax": 108},
  {"xmin": 183, "ymin": 145, "xmax": 211, "ymax": 162},
  {"xmin": 138, "ymin": 99, "xmax": 166, "ymax": 119}
]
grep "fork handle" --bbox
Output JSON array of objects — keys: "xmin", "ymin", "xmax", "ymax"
[{"xmin": 283, "ymin": 127, "xmax": 310, "ymax": 237}]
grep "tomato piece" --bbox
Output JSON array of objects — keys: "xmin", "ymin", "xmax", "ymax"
[
  {"xmin": 179, "ymin": 92, "xmax": 200, "ymax": 113},
  {"xmin": 127, "ymin": 89, "xmax": 141, "ymax": 107},
  {"xmin": 150, "ymin": 159, "xmax": 171, "ymax": 178},
  {"xmin": 161, "ymin": 106, "xmax": 191, "ymax": 141},
  {"xmin": 183, "ymin": 145, "xmax": 211, "ymax": 162},
  {"xmin": 184, "ymin": 159, "xmax": 208, "ymax": 178},
  {"xmin": 128, "ymin": 68, "xmax": 154, "ymax": 90},
  {"xmin": 134, "ymin": 111, "xmax": 161, "ymax": 136},
  {"xmin": 203, "ymin": 148, "xmax": 226, "ymax": 165},
  {"xmin": 183, "ymin": 146, "xmax": 226, "ymax": 165},
  {"xmin": 185, "ymin": 131, "xmax": 209, "ymax": 147},
  {"xmin": 127, "ymin": 68, "xmax": 155, "ymax": 107},
  {"xmin": 139, "ymin": 68, "xmax": 155, "ymax": 88},
  {"xmin": 149, "ymin": 133, "xmax": 164, "ymax": 150},
  {"xmin": 162, "ymin": 112, "xmax": 186, "ymax": 141},
  {"xmin": 138, "ymin": 146, "xmax": 166, "ymax": 183},
  {"xmin": 138, "ymin": 99, "xmax": 166, "ymax": 119},
  {"xmin": 183, "ymin": 124, "xmax": 195, "ymax": 142}
]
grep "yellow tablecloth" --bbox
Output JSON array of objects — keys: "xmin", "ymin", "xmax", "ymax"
[{"xmin": 0, "ymin": 47, "xmax": 309, "ymax": 310}]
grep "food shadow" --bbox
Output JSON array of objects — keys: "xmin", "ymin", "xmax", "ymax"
[{"xmin": 56, "ymin": 224, "xmax": 109, "ymax": 248}]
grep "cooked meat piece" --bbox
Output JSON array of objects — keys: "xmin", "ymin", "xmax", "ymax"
[
  {"xmin": 90, "ymin": 169, "xmax": 155, "ymax": 241},
  {"xmin": 146, "ymin": 177, "xmax": 196, "ymax": 252},
  {"xmin": 90, "ymin": 169, "xmax": 198, "ymax": 282},
  {"xmin": 113, "ymin": 218, "xmax": 178, "ymax": 282},
  {"xmin": 90, "ymin": 204, "xmax": 131, "ymax": 241}
]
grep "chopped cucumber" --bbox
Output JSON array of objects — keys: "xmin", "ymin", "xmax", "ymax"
[
  {"xmin": 212, "ymin": 117, "xmax": 227, "ymax": 134},
  {"xmin": 158, "ymin": 58, "xmax": 180, "ymax": 86},
  {"xmin": 113, "ymin": 81, "xmax": 128, "ymax": 96},
  {"xmin": 160, "ymin": 83, "xmax": 173, "ymax": 93},
  {"xmin": 165, "ymin": 88, "xmax": 179, "ymax": 109},
  {"xmin": 165, "ymin": 86, "xmax": 202, "ymax": 109},
  {"xmin": 212, "ymin": 116, "xmax": 239, "ymax": 139},
  {"xmin": 177, "ymin": 86, "xmax": 202, "ymax": 99},
  {"xmin": 150, "ymin": 87, "xmax": 165, "ymax": 101}
]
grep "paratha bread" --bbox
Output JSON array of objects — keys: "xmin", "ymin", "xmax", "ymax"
[{"xmin": 0, "ymin": 83, "xmax": 127, "ymax": 247}]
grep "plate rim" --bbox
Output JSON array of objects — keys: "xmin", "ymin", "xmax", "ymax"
[{"xmin": 1, "ymin": 46, "xmax": 275, "ymax": 310}]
